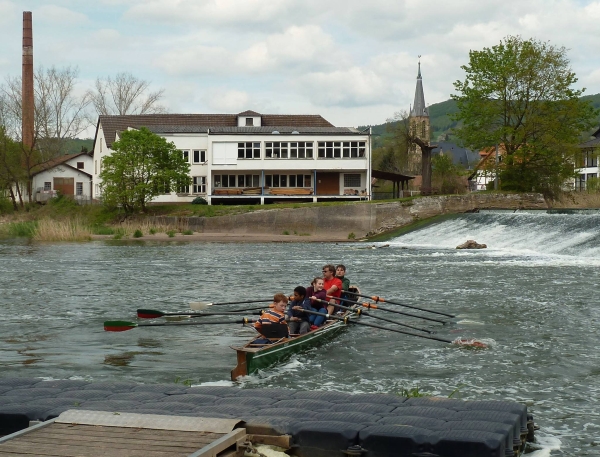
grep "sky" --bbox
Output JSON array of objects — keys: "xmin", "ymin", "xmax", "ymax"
[{"xmin": 0, "ymin": 0, "xmax": 599, "ymax": 137}]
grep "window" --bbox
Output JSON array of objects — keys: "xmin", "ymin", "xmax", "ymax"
[
  {"xmin": 237, "ymin": 142, "xmax": 260, "ymax": 159},
  {"xmin": 76, "ymin": 162, "xmax": 84, "ymax": 169},
  {"xmin": 245, "ymin": 118, "xmax": 254, "ymax": 126},
  {"xmin": 181, "ymin": 150, "xmax": 189, "ymax": 162},
  {"xmin": 213, "ymin": 174, "xmax": 259, "ymax": 188},
  {"xmin": 193, "ymin": 150, "xmax": 206, "ymax": 164},
  {"xmin": 44, "ymin": 182, "xmax": 51, "ymax": 191},
  {"xmin": 319, "ymin": 141, "xmax": 366, "ymax": 158},
  {"xmin": 266, "ymin": 142, "xmax": 288, "ymax": 158},
  {"xmin": 344, "ymin": 174, "xmax": 361, "ymax": 187},
  {"xmin": 583, "ymin": 150, "xmax": 598, "ymax": 168},
  {"xmin": 266, "ymin": 142, "xmax": 313, "ymax": 159},
  {"xmin": 265, "ymin": 174, "xmax": 311, "ymax": 188},
  {"xmin": 193, "ymin": 177, "xmax": 206, "ymax": 193},
  {"xmin": 76, "ymin": 182, "xmax": 83, "ymax": 196}
]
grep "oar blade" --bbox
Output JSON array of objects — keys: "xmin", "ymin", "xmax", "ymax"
[
  {"xmin": 104, "ymin": 321, "xmax": 137, "ymax": 332},
  {"xmin": 137, "ymin": 309, "xmax": 165, "ymax": 319},
  {"xmin": 190, "ymin": 301, "xmax": 211, "ymax": 310}
]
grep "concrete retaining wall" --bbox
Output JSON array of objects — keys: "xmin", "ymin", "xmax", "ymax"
[{"xmin": 150, "ymin": 193, "xmax": 547, "ymax": 238}]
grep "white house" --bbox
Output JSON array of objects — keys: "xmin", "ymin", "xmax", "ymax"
[
  {"xmin": 92, "ymin": 111, "xmax": 371, "ymax": 205},
  {"xmin": 27, "ymin": 152, "xmax": 93, "ymax": 203},
  {"xmin": 574, "ymin": 127, "xmax": 600, "ymax": 191}
]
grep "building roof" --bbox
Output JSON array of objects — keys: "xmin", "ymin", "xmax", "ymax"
[
  {"xmin": 237, "ymin": 110, "xmax": 261, "ymax": 117},
  {"xmin": 433, "ymin": 141, "xmax": 480, "ymax": 169},
  {"xmin": 31, "ymin": 152, "xmax": 92, "ymax": 177},
  {"xmin": 410, "ymin": 62, "xmax": 429, "ymax": 118},
  {"xmin": 97, "ymin": 113, "xmax": 336, "ymax": 147},
  {"xmin": 146, "ymin": 125, "xmax": 362, "ymax": 135},
  {"xmin": 579, "ymin": 127, "xmax": 600, "ymax": 148}
]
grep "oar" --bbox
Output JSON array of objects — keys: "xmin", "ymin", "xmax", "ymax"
[
  {"xmin": 311, "ymin": 298, "xmax": 433, "ymax": 334},
  {"xmin": 328, "ymin": 295, "xmax": 448, "ymax": 324},
  {"xmin": 137, "ymin": 308, "xmax": 264, "ymax": 319},
  {"xmin": 190, "ymin": 299, "xmax": 272, "ymax": 310},
  {"xmin": 302, "ymin": 309, "xmax": 453, "ymax": 344},
  {"xmin": 104, "ymin": 318, "xmax": 256, "ymax": 332},
  {"xmin": 354, "ymin": 293, "xmax": 455, "ymax": 318},
  {"xmin": 303, "ymin": 309, "xmax": 486, "ymax": 347}
]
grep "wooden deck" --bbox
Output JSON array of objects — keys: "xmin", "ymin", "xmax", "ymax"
[{"xmin": 0, "ymin": 411, "xmax": 247, "ymax": 457}]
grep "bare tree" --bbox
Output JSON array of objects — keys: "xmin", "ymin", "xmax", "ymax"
[
  {"xmin": 378, "ymin": 111, "xmax": 436, "ymax": 194},
  {"xmin": 89, "ymin": 73, "xmax": 166, "ymax": 117},
  {"xmin": 0, "ymin": 65, "xmax": 90, "ymax": 202}
]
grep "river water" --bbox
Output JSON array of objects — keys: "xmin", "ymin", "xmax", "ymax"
[{"xmin": 1, "ymin": 209, "xmax": 600, "ymax": 456}]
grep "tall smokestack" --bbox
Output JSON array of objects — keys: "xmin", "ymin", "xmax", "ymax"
[{"xmin": 22, "ymin": 11, "xmax": 34, "ymax": 150}]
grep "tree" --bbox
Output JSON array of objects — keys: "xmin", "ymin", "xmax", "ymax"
[
  {"xmin": 452, "ymin": 35, "xmax": 598, "ymax": 196},
  {"xmin": 99, "ymin": 127, "xmax": 190, "ymax": 213},
  {"xmin": 1, "ymin": 66, "xmax": 90, "ymax": 202},
  {"xmin": 432, "ymin": 152, "xmax": 465, "ymax": 194},
  {"xmin": 373, "ymin": 111, "xmax": 436, "ymax": 193},
  {"xmin": 88, "ymin": 73, "xmax": 166, "ymax": 117}
]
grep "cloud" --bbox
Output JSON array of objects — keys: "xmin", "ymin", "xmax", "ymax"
[
  {"xmin": 0, "ymin": 1, "xmax": 17, "ymax": 26},
  {"xmin": 154, "ymin": 25, "xmax": 341, "ymax": 77},
  {"xmin": 295, "ymin": 67, "xmax": 391, "ymax": 107},
  {"xmin": 36, "ymin": 5, "xmax": 89, "ymax": 25},
  {"xmin": 202, "ymin": 88, "xmax": 251, "ymax": 112},
  {"xmin": 124, "ymin": 0, "xmax": 292, "ymax": 30}
]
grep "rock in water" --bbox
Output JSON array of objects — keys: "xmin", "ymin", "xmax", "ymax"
[{"xmin": 456, "ymin": 240, "xmax": 487, "ymax": 249}]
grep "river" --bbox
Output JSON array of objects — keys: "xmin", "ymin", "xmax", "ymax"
[{"xmin": 1, "ymin": 209, "xmax": 599, "ymax": 456}]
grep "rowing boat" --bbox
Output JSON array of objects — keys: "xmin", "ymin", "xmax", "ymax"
[
  {"xmin": 230, "ymin": 310, "xmax": 355, "ymax": 380},
  {"xmin": 230, "ymin": 288, "xmax": 360, "ymax": 380}
]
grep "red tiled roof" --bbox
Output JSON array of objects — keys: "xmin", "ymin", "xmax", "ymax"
[
  {"xmin": 31, "ymin": 152, "xmax": 91, "ymax": 176},
  {"xmin": 97, "ymin": 113, "xmax": 335, "ymax": 148}
]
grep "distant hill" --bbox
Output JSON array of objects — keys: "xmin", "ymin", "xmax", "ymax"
[
  {"xmin": 64, "ymin": 138, "xmax": 94, "ymax": 155},
  {"xmin": 364, "ymin": 93, "xmax": 600, "ymax": 149}
]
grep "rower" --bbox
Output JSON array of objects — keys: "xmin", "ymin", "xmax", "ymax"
[
  {"xmin": 322, "ymin": 264, "xmax": 342, "ymax": 314},
  {"xmin": 287, "ymin": 286, "xmax": 311, "ymax": 335},
  {"xmin": 252, "ymin": 293, "xmax": 289, "ymax": 344}
]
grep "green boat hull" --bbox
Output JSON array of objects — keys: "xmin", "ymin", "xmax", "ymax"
[{"xmin": 231, "ymin": 319, "xmax": 349, "ymax": 379}]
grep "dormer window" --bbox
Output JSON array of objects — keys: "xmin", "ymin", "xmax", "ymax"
[{"xmin": 245, "ymin": 118, "xmax": 254, "ymax": 126}]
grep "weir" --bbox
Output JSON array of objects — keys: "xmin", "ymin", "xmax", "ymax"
[{"xmin": 387, "ymin": 209, "xmax": 600, "ymax": 258}]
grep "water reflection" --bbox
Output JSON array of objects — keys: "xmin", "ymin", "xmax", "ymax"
[
  {"xmin": 137, "ymin": 338, "xmax": 163, "ymax": 348},
  {"xmin": 104, "ymin": 352, "xmax": 136, "ymax": 367}
]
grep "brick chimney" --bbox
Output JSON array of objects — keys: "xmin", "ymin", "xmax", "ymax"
[{"xmin": 22, "ymin": 11, "xmax": 34, "ymax": 150}]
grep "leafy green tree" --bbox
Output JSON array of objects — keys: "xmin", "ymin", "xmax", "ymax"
[
  {"xmin": 99, "ymin": 127, "xmax": 190, "ymax": 213},
  {"xmin": 432, "ymin": 153, "xmax": 465, "ymax": 194},
  {"xmin": 452, "ymin": 35, "xmax": 598, "ymax": 196}
]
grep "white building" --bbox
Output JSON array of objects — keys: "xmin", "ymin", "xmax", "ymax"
[
  {"xmin": 575, "ymin": 127, "xmax": 600, "ymax": 191},
  {"xmin": 92, "ymin": 111, "xmax": 371, "ymax": 205},
  {"xmin": 26, "ymin": 152, "xmax": 93, "ymax": 203}
]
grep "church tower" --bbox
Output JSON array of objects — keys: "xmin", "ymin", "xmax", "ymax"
[{"xmin": 408, "ymin": 59, "xmax": 430, "ymax": 174}]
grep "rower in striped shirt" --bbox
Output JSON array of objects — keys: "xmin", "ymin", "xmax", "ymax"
[{"xmin": 253, "ymin": 293, "xmax": 289, "ymax": 342}]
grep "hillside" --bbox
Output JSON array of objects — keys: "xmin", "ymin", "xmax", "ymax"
[{"xmin": 365, "ymin": 93, "xmax": 600, "ymax": 148}]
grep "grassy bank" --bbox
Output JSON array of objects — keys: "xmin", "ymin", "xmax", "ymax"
[{"xmin": 0, "ymin": 196, "xmax": 375, "ymax": 242}]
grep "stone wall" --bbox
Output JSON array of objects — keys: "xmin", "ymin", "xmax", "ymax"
[{"xmin": 150, "ymin": 193, "xmax": 547, "ymax": 238}]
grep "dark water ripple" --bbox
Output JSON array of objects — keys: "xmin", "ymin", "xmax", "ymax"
[{"xmin": 0, "ymin": 214, "xmax": 599, "ymax": 455}]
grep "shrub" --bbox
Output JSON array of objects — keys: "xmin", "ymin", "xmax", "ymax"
[
  {"xmin": 0, "ymin": 197, "xmax": 14, "ymax": 215},
  {"xmin": 167, "ymin": 230, "xmax": 176, "ymax": 237},
  {"xmin": 7, "ymin": 221, "xmax": 37, "ymax": 238},
  {"xmin": 149, "ymin": 228, "xmax": 157, "ymax": 235},
  {"xmin": 182, "ymin": 229, "xmax": 193, "ymax": 235},
  {"xmin": 191, "ymin": 197, "xmax": 208, "ymax": 205},
  {"xmin": 92, "ymin": 225, "xmax": 115, "ymax": 235},
  {"xmin": 133, "ymin": 229, "xmax": 143, "ymax": 238},
  {"xmin": 282, "ymin": 230, "xmax": 290, "ymax": 235},
  {"xmin": 348, "ymin": 232, "xmax": 356, "ymax": 240}
]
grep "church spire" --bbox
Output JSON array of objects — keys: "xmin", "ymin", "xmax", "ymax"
[{"xmin": 410, "ymin": 57, "xmax": 428, "ymax": 118}]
